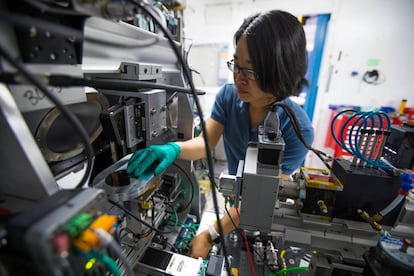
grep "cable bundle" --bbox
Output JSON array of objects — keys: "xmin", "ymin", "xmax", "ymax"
[
  {"xmin": 330, "ymin": 109, "xmax": 391, "ymax": 169},
  {"xmin": 274, "ymin": 102, "xmax": 333, "ymax": 170}
]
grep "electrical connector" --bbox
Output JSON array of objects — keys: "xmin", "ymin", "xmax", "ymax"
[
  {"xmin": 93, "ymin": 228, "xmax": 114, "ymax": 247},
  {"xmin": 63, "ymin": 213, "xmax": 93, "ymax": 237},
  {"xmin": 263, "ymin": 104, "xmax": 281, "ymax": 141},
  {"xmin": 71, "ymin": 215, "xmax": 117, "ymax": 253}
]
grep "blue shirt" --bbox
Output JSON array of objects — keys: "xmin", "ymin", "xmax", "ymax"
[{"xmin": 210, "ymin": 83, "xmax": 314, "ymax": 175}]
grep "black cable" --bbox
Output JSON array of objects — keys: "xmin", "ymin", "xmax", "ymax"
[
  {"xmin": 136, "ymin": 3, "xmax": 231, "ymax": 273},
  {"xmin": 108, "ymin": 199, "xmax": 172, "ymax": 235},
  {"xmin": 0, "ymin": 73, "xmax": 206, "ymax": 95},
  {"xmin": 163, "ymin": 201, "xmax": 179, "ymax": 227},
  {"xmin": 273, "ymin": 103, "xmax": 313, "ymax": 151},
  {"xmin": 224, "ymin": 198, "xmax": 238, "ymax": 230},
  {"xmin": 105, "ymin": 239, "xmax": 134, "ymax": 276},
  {"xmin": 0, "ymin": 44, "xmax": 94, "ymax": 189},
  {"xmin": 171, "ymin": 163, "xmax": 194, "ymax": 212},
  {"xmin": 0, "ymin": 10, "xmax": 159, "ymax": 49},
  {"xmin": 67, "ymin": 76, "xmax": 205, "ymax": 95},
  {"xmin": 274, "ymin": 102, "xmax": 333, "ymax": 170}
]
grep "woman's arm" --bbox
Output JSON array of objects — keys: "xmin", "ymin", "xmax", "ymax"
[
  {"xmin": 188, "ymin": 205, "xmax": 240, "ymax": 259},
  {"xmin": 176, "ymin": 118, "xmax": 224, "ymax": 160},
  {"xmin": 189, "ymin": 174, "xmax": 289, "ymax": 259}
]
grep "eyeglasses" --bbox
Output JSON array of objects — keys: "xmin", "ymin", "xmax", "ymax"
[{"xmin": 227, "ymin": 60, "xmax": 258, "ymax": 81}]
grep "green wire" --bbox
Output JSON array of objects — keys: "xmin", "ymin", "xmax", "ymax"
[
  {"xmin": 200, "ymin": 259, "xmax": 209, "ymax": 276},
  {"xmin": 273, "ymin": 266, "xmax": 309, "ymax": 275},
  {"xmin": 169, "ymin": 218, "xmax": 200, "ymax": 253},
  {"xmin": 95, "ymin": 253, "xmax": 122, "ymax": 276}
]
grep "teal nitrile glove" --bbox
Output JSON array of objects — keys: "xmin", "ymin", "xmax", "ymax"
[{"xmin": 126, "ymin": 142, "xmax": 181, "ymax": 178}]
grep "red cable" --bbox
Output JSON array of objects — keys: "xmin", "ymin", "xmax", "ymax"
[{"xmin": 236, "ymin": 208, "xmax": 257, "ymax": 276}]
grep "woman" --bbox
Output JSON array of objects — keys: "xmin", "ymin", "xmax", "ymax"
[{"xmin": 127, "ymin": 10, "xmax": 314, "ymax": 259}]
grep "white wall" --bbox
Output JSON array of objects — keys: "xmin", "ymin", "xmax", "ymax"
[
  {"xmin": 184, "ymin": 0, "xmax": 414, "ymax": 166},
  {"xmin": 310, "ymin": 0, "xmax": 414, "ymax": 167}
]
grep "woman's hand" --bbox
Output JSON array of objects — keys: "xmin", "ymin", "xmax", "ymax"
[
  {"xmin": 126, "ymin": 142, "xmax": 181, "ymax": 178},
  {"xmin": 188, "ymin": 230, "xmax": 212, "ymax": 259}
]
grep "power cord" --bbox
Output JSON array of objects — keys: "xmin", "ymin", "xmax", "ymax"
[
  {"xmin": 0, "ymin": 44, "xmax": 94, "ymax": 189},
  {"xmin": 273, "ymin": 102, "xmax": 333, "ymax": 170},
  {"xmin": 93, "ymin": 228, "xmax": 134, "ymax": 276},
  {"xmin": 108, "ymin": 199, "xmax": 172, "ymax": 235},
  {"xmin": 135, "ymin": 2, "xmax": 232, "ymax": 273}
]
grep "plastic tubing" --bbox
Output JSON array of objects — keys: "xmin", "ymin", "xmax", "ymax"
[
  {"xmin": 374, "ymin": 112, "xmax": 391, "ymax": 161},
  {"xmin": 341, "ymin": 110, "xmax": 368, "ymax": 155},
  {"xmin": 379, "ymin": 193, "xmax": 405, "ymax": 217},
  {"xmin": 349, "ymin": 113, "xmax": 370, "ymax": 156},
  {"xmin": 333, "ymin": 110, "xmax": 390, "ymax": 156},
  {"xmin": 369, "ymin": 111, "xmax": 391, "ymax": 168},
  {"xmin": 330, "ymin": 109, "xmax": 359, "ymax": 154},
  {"xmin": 330, "ymin": 109, "xmax": 393, "ymax": 169},
  {"xmin": 381, "ymin": 173, "xmax": 414, "ymax": 217},
  {"xmin": 350, "ymin": 112, "xmax": 375, "ymax": 164}
]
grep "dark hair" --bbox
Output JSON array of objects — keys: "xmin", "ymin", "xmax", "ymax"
[{"xmin": 234, "ymin": 10, "xmax": 308, "ymax": 99}]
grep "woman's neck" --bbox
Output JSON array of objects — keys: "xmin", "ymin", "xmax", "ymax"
[
  {"xmin": 248, "ymin": 95, "xmax": 278, "ymax": 128},
  {"xmin": 249, "ymin": 103, "xmax": 272, "ymax": 128},
  {"xmin": 249, "ymin": 96, "xmax": 277, "ymax": 112}
]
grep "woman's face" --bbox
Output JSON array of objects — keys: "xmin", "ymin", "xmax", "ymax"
[{"xmin": 233, "ymin": 36, "xmax": 274, "ymax": 106}]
